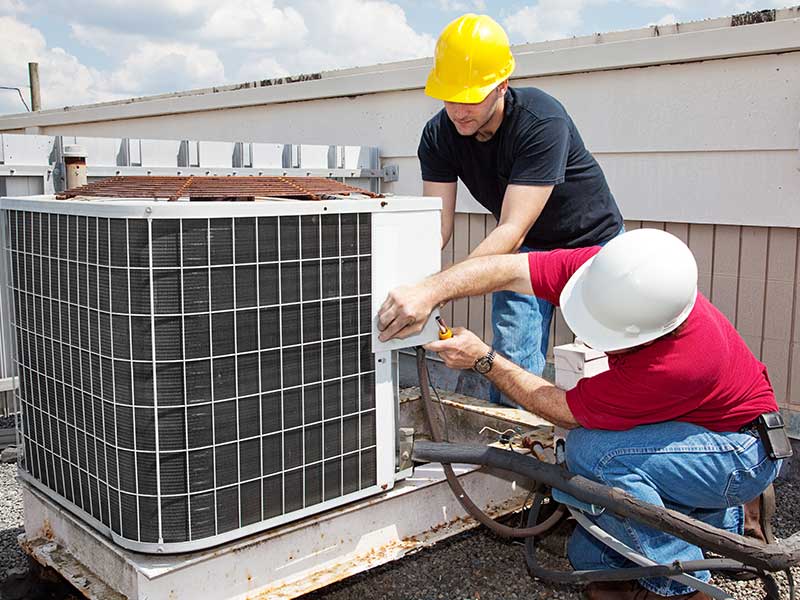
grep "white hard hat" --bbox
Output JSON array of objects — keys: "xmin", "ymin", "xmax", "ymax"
[{"xmin": 560, "ymin": 229, "xmax": 698, "ymax": 352}]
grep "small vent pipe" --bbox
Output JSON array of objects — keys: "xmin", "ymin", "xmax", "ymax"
[{"xmin": 63, "ymin": 145, "xmax": 87, "ymax": 189}]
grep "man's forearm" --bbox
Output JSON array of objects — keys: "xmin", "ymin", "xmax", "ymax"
[
  {"xmin": 485, "ymin": 354, "xmax": 579, "ymax": 429},
  {"xmin": 424, "ymin": 254, "xmax": 529, "ymax": 307},
  {"xmin": 468, "ymin": 223, "xmax": 524, "ymax": 259}
]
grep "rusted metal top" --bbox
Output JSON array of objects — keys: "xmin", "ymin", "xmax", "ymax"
[{"xmin": 56, "ymin": 175, "xmax": 380, "ymax": 201}]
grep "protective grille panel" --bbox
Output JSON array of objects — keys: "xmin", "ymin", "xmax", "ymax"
[{"xmin": 5, "ymin": 209, "xmax": 377, "ymax": 548}]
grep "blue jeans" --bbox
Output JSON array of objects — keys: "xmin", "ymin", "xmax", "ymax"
[
  {"xmin": 565, "ymin": 422, "xmax": 782, "ymax": 596},
  {"xmin": 490, "ymin": 249, "xmax": 553, "ymax": 406},
  {"xmin": 490, "ymin": 229, "xmax": 623, "ymax": 407}
]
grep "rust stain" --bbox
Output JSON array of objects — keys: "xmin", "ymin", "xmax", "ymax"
[
  {"xmin": 219, "ymin": 499, "xmax": 527, "ymax": 600},
  {"xmin": 169, "ymin": 175, "xmax": 195, "ymax": 201},
  {"xmin": 40, "ymin": 518, "xmax": 54, "ymax": 541},
  {"xmin": 244, "ymin": 537, "xmax": 421, "ymax": 599}
]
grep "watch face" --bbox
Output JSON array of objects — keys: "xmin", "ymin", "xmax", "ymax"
[{"xmin": 474, "ymin": 356, "xmax": 491, "ymax": 374}]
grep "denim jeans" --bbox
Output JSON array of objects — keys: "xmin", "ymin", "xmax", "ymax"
[
  {"xmin": 565, "ymin": 422, "xmax": 782, "ymax": 596},
  {"xmin": 489, "ymin": 228, "xmax": 623, "ymax": 407},
  {"xmin": 489, "ymin": 252, "xmax": 553, "ymax": 406}
]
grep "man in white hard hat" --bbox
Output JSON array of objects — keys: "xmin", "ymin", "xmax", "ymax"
[
  {"xmin": 377, "ymin": 229, "xmax": 787, "ymax": 600},
  {"xmin": 419, "ymin": 14, "xmax": 623, "ymax": 407}
]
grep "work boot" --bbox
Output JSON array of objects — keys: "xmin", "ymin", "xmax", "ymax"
[
  {"xmin": 583, "ymin": 580, "xmax": 711, "ymax": 599},
  {"xmin": 743, "ymin": 484, "xmax": 775, "ymax": 545},
  {"xmin": 720, "ymin": 484, "xmax": 777, "ymax": 581}
]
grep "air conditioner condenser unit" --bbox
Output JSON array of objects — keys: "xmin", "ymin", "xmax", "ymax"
[{"xmin": 0, "ymin": 194, "xmax": 441, "ymax": 553}]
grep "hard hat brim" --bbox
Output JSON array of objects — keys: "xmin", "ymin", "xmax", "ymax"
[
  {"xmin": 559, "ymin": 257, "xmax": 698, "ymax": 353},
  {"xmin": 424, "ymin": 73, "xmax": 502, "ymax": 104}
]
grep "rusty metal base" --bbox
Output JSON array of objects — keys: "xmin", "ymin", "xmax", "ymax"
[{"xmin": 19, "ymin": 463, "xmax": 529, "ymax": 600}]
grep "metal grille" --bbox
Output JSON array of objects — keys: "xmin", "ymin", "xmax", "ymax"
[
  {"xmin": 5, "ymin": 208, "xmax": 377, "ymax": 547},
  {"xmin": 57, "ymin": 176, "xmax": 380, "ymax": 201}
]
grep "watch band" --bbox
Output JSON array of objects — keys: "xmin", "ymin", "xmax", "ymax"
[{"xmin": 473, "ymin": 349, "xmax": 496, "ymax": 374}]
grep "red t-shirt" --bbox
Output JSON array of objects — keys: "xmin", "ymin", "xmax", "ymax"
[{"xmin": 528, "ymin": 247, "xmax": 778, "ymax": 432}]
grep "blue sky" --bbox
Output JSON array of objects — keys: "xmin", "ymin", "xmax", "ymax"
[{"xmin": 0, "ymin": 0, "xmax": 782, "ymax": 115}]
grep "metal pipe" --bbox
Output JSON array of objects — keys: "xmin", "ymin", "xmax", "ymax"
[
  {"xmin": 28, "ymin": 62, "xmax": 40, "ymax": 111},
  {"xmin": 63, "ymin": 145, "xmax": 87, "ymax": 189}
]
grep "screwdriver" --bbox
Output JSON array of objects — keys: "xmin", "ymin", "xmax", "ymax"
[{"xmin": 435, "ymin": 316, "xmax": 453, "ymax": 340}]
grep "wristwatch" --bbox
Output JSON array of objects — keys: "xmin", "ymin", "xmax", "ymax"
[{"xmin": 473, "ymin": 349, "xmax": 496, "ymax": 375}]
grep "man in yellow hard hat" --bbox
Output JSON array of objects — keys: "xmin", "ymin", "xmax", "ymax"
[{"xmin": 418, "ymin": 14, "xmax": 624, "ymax": 407}]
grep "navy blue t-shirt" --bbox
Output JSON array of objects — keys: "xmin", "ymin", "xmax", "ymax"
[{"xmin": 418, "ymin": 87, "xmax": 623, "ymax": 250}]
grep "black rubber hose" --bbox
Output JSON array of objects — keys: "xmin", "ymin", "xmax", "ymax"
[{"xmin": 416, "ymin": 347, "xmax": 565, "ymax": 538}]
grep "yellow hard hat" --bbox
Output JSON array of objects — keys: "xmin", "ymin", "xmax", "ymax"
[{"xmin": 425, "ymin": 14, "xmax": 515, "ymax": 104}]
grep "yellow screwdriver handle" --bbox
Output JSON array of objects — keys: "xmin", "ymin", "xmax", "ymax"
[{"xmin": 436, "ymin": 316, "xmax": 453, "ymax": 340}]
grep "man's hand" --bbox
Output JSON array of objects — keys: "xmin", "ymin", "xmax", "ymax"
[
  {"xmin": 428, "ymin": 327, "xmax": 579, "ymax": 430},
  {"xmin": 378, "ymin": 283, "xmax": 438, "ymax": 342},
  {"xmin": 424, "ymin": 327, "xmax": 491, "ymax": 370}
]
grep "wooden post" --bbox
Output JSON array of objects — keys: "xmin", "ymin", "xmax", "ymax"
[{"xmin": 28, "ymin": 62, "xmax": 40, "ymax": 111}]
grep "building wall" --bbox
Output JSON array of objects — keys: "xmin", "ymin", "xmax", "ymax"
[
  {"xmin": 379, "ymin": 49, "xmax": 800, "ymax": 227},
  {"xmin": 10, "ymin": 49, "xmax": 797, "ymax": 227}
]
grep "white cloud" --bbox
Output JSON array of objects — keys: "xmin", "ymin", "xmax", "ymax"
[
  {"xmin": 61, "ymin": 0, "xmax": 432, "ymax": 107},
  {"xmin": 635, "ymin": 0, "xmax": 687, "ymax": 9},
  {"xmin": 503, "ymin": 0, "xmax": 587, "ymax": 43},
  {"xmin": 650, "ymin": 13, "xmax": 677, "ymax": 26},
  {"xmin": 0, "ymin": 14, "xmax": 225, "ymax": 114},
  {"xmin": 69, "ymin": 23, "xmax": 140, "ymax": 56},
  {"xmin": 236, "ymin": 56, "xmax": 290, "ymax": 82},
  {"xmin": 0, "ymin": 0, "xmax": 26, "ymax": 15},
  {"xmin": 635, "ymin": 0, "xmax": 756, "ymax": 11},
  {"xmin": 199, "ymin": 1, "xmax": 307, "ymax": 50},
  {"xmin": 69, "ymin": 24, "xmax": 227, "ymax": 94},
  {"xmin": 502, "ymin": 0, "xmax": 765, "ymax": 44},
  {"xmin": 108, "ymin": 41, "xmax": 226, "ymax": 94},
  {"xmin": 63, "ymin": 0, "xmax": 305, "ymax": 49},
  {"xmin": 47, "ymin": 0, "xmax": 210, "ymax": 36},
  {"xmin": 436, "ymin": 0, "xmax": 487, "ymax": 12},
  {"xmin": 290, "ymin": 0, "xmax": 435, "ymax": 71},
  {"xmin": 0, "ymin": 16, "xmax": 117, "ymax": 114}
]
